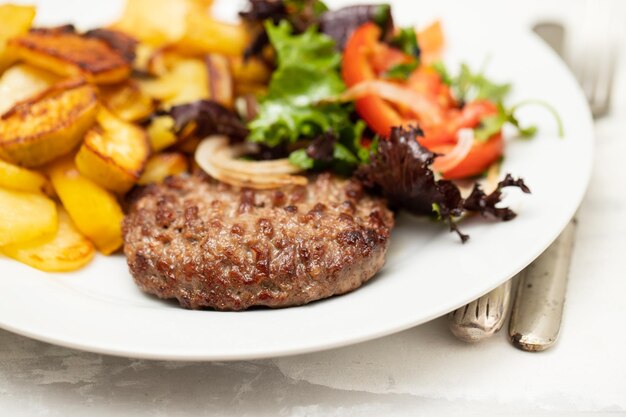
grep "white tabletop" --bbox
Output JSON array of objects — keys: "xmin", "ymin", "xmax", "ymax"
[{"xmin": 2, "ymin": 1, "xmax": 626, "ymax": 416}]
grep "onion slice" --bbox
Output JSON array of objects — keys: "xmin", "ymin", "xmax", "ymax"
[
  {"xmin": 332, "ymin": 80, "xmax": 444, "ymax": 126},
  {"xmin": 195, "ymin": 136, "xmax": 307, "ymax": 189},
  {"xmin": 432, "ymin": 128, "xmax": 474, "ymax": 173}
]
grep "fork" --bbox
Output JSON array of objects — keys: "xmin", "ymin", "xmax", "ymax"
[{"xmin": 449, "ymin": 1, "xmax": 621, "ymax": 348}]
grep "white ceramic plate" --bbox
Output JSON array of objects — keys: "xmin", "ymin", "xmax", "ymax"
[{"xmin": 0, "ymin": 0, "xmax": 593, "ymax": 360}]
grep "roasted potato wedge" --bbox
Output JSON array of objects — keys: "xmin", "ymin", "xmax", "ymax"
[
  {"xmin": 113, "ymin": 0, "xmax": 217, "ymax": 46},
  {"xmin": 0, "ymin": 186, "xmax": 57, "ymax": 246},
  {"xmin": 1, "ymin": 207, "xmax": 95, "ymax": 272},
  {"xmin": 48, "ymin": 157, "xmax": 124, "ymax": 255},
  {"xmin": 113, "ymin": 0, "xmax": 193, "ymax": 45},
  {"xmin": 139, "ymin": 58, "xmax": 209, "ymax": 107},
  {"xmin": 147, "ymin": 115, "xmax": 178, "ymax": 152},
  {"xmin": 75, "ymin": 108, "xmax": 150, "ymax": 194},
  {"xmin": 0, "ymin": 64, "xmax": 58, "ymax": 115},
  {"xmin": 0, "ymin": 79, "xmax": 98, "ymax": 167},
  {"xmin": 0, "ymin": 158, "xmax": 53, "ymax": 195},
  {"xmin": 8, "ymin": 29, "xmax": 131, "ymax": 84},
  {"xmin": 100, "ymin": 80, "xmax": 154, "ymax": 122},
  {"xmin": 176, "ymin": 13, "xmax": 249, "ymax": 57},
  {"xmin": 138, "ymin": 152, "xmax": 189, "ymax": 185},
  {"xmin": 0, "ymin": 4, "xmax": 36, "ymax": 72}
]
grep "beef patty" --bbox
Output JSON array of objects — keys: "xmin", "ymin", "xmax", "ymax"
[{"xmin": 123, "ymin": 173, "xmax": 394, "ymax": 310}]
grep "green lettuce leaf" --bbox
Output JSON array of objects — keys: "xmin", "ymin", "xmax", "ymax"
[{"xmin": 247, "ymin": 20, "xmax": 368, "ymax": 172}]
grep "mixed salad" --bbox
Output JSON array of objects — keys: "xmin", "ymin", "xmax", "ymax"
[{"xmin": 184, "ymin": 0, "xmax": 560, "ymax": 241}]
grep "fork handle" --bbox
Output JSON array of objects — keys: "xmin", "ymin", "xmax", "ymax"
[{"xmin": 509, "ymin": 218, "xmax": 577, "ymax": 352}]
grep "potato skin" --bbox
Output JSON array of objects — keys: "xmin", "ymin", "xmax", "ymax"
[
  {"xmin": 75, "ymin": 108, "xmax": 150, "ymax": 194},
  {"xmin": 8, "ymin": 30, "xmax": 131, "ymax": 84},
  {"xmin": 0, "ymin": 79, "xmax": 98, "ymax": 167}
]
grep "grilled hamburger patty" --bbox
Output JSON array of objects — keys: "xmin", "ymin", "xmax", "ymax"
[{"xmin": 123, "ymin": 173, "xmax": 394, "ymax": 310}]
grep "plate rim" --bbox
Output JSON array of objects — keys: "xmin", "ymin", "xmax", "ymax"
[{"xmin": 0, "ymin": 20, "xmax": 594, "ymax": 361}]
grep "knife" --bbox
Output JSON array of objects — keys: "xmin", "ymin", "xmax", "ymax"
[{"xmin": 507, "ymin": 22, "xmax": 574, "ymax": 352}]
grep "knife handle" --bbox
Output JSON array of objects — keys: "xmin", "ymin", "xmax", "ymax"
[{"xmin": 508, "ymin": 219, "xmax": 577, "ymax": 352}]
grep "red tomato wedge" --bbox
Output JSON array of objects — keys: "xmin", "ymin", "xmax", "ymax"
[
  {"xmin": 342, "ymin": 23, "xmax": 404, "ymax": 137},
  {"xmin": 431, "ymin": 134, "xmax": 504, "ymax": 180},
  {"xmin": 342, "ymin": 23, "xmax": 505, "ymax": 179}
]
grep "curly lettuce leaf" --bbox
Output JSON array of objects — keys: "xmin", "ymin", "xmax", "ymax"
[{"xmin": 357, "ymin": 126, "xmax": 530, "ymax": 242}]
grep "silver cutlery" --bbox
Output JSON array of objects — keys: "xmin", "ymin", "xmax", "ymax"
[
  {"xmin": 449, "ymin": 6, "xmax": 620, "ymax": 349},
  {"xmin": 509, "ymin": 221, "xmax": 577, "ymax": 351},
  {"xmin": 449, "ymin": 279, "xmax": 512, "ymax": 342}
]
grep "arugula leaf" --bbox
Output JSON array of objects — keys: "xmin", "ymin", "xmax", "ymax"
[
  {"xmin": 475, "ymin": 100, "xmax": 564, "ymax": 142},
  {"xmin": 390, "ymin": 27, "xmax": 421, "ymax": 58},
  {"xmin": 454, "ymin": 63, "xmax": 511, "ymax": 103},
  {"xmin": 383, "ymin": 61, "xmax": 419, "ymax": 80}
]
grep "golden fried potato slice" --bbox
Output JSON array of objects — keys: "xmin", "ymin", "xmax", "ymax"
[
  {"xmin": 147, "ymin": 115, "xmax": 178, "ymax": 152},
  {"xmin": 1, "ymin": 207, "xmax": 95, "ymax": 272},
  {"xmin": 0, "ymin": 186, "xmax": 57, "ymax": 246},
  {"xmin": 138, "ymin": 152, "xmax": 189, "ymax": 185},
  {"xmin": 75, "ymin": 108, "xmax": 150, "ymax": 194},
  {"xmin": 0, "ymin": 64, "xmax": 58, "ymax": 115},
  {"xmin": 100, "ymin": 80, "xmax": 154, "ymax": 122},
  {"xmin": 0, "ymin": 159, "xmax": 53, "ymax": 195},
  {"xmin": 0, "ymin": 4, "xmax": 36, "ymax": 72},
  {"xmin": 0, "ymin": 79, "xmax": 98, "ymax": 167},
  {"xmin": 8, "ymin": 29, "xmax": 131, "ymax": 84},
  {"xmin": 113, "ymin": 0, "xmax": 194, "ymax": 46},
  {"xmin": 139, "ymin": 58, "xmax": 209, "ymax": 107},
  {"xmin": 175, "ymin": 13, "xmax": 249, "ymax": 56},
  {"xmin": 48, "ymin": 157, "xmax": 124, "ymax": 255},
  {"xmin": 113, "ymin": 0, "xmax": 217, "ymax": 46}
]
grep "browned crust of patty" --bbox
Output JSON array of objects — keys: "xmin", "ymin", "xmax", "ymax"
[{"xmin": 123, "ymin": 173, "xmax": 394, "ymax": 311}]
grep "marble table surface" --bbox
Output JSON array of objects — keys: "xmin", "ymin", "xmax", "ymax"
[{"xmin": 1, "ymin": 1, "xmax": 626, "ymax": 416}]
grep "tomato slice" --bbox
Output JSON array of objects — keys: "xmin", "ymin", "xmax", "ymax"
[
  {"xmin": 431, "ymin": 134, "xmax": 504, "ymax": 179},
  {"xmin": 342, "ymin": 23, "xmax": 504, "ymax": 180},
  {"xmin": 342, "ymin": 23, "xmax": 404, "ymax": 137}
]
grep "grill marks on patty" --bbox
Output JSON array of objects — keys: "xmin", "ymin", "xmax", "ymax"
[{"xmin": 123, "ymin": 173, "xmax": 394, "ymax": 310}]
